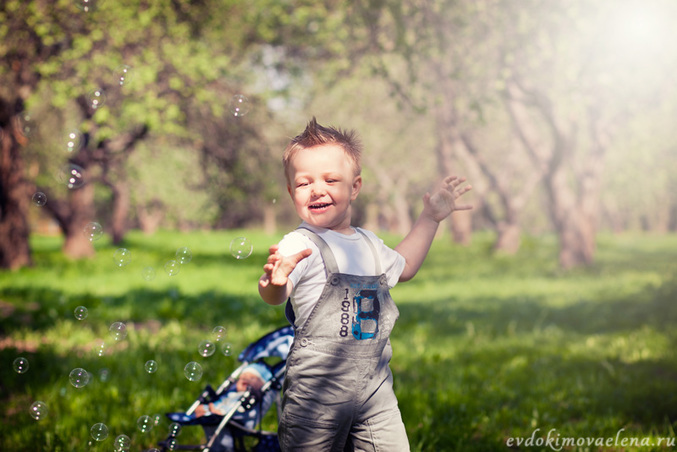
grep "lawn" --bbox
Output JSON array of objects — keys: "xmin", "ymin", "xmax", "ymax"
[{"xmin": 1, "ymin": 229, "xmax": 677, "ymax": 451}]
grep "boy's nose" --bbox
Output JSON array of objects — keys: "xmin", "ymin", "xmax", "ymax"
[{"xmin": 310, "ymin": 183, "xmax": 325, "ymax": 196}]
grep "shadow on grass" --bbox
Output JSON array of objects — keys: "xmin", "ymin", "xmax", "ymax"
[
  {"xmin": 0, "ymin": 285, "xmax": 288, "ymax": 451},
  {"xmin": 1, "ymin": 285, "xmax": 286, "ymax": 333},
  {"xmin": 396, "ymin": 270, "xmax": 677, "ymax": 338},
  {"xmin": 394, "ymin": 278, "xmax": 677, "ymax": 450}
]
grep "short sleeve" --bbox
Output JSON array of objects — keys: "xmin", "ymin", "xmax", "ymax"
[
  {"xmin": 358, "ymin": 228, "xmax": 405, "ymax": 288},
  {"xmin": 276, "ymin": 230, "xmax": 318, "ymax": 290}
]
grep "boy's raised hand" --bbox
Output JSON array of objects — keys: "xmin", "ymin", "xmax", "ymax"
[
  {"xmin": 423, "ymin": 175, "xmax": 473, "ymax": 222},
  {"xmin": 259, "ymin": 244, "xmax": 312, "ymax": 288}
]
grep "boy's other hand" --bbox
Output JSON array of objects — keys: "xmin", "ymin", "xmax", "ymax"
[
  {"xmin": 423, "ymin": 175, "xmax": 473, "ymax": 222},
  {"xmin": 260, "ymin": 245, "xmax": 312, "ymax": 288}
]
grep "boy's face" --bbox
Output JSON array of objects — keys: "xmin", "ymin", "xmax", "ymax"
[{"xmin": 287, "ymin": 143, "xmax": 362, "ymax": 234}]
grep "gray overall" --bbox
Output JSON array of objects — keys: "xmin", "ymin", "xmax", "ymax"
[{"xmin": 279, "ymin": 228, "xmax": 410, "ymax": 452}]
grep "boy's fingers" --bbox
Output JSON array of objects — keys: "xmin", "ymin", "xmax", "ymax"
[
  {"xmin": 457, "ymin": 185, "xmax": 472, "ymax": 196},
  {"xmin": 291, "ymin": 248, "xmax": 312, "ymax": 263},
  {"xmin": 443, "ymin": 175, "xmax": 468, "ymax": 188}
]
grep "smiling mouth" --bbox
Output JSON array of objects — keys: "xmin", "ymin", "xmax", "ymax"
[{"xmin": 309, "ymin": 203, "xmax": 332, "ymax": 211}]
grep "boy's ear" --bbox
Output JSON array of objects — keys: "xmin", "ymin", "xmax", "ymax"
[{"xmin": 351, "ymin": 175, "xmax": 362, "ymax": 201}]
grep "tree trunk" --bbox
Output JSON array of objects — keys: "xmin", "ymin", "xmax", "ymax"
[
  {"xmin": 495, "ymin": 222, "xmax": 522, "ymax": 254},
  {"xmin": 558, "ymin": 213, "xmax": 596, "ymax": 270},
  {"xmin": 109, "ymin": 182, "xmax": 130, "ymax": 245},
  {"xmin": 0, "ymin": 114, "xmax": 32, "ymax": 269},
  {"xmin": 137, "ymin": 199, "xmax": 165, "ymax": 235},
  {"xmin": 434, "ymin": 100, "xmax": 473, "ymax": 245},
  {"xmin": 505, "ymin": 82, "xmax": 608, "ymax": 269},
  {"xmin": 61, "ymin": 182, "xmax": 95, "ymax": 258},
  {"xmin": 457, "ymin": 131, "xmax": 542, "ymax": 254},
  {"xmin": 263, "ymin": 202, "xmax": 277, "ymax": 235},
  {"xmin": 544, "ymin": 142, "xmax": 599, "ymax": 270},
  {"xmin": 392, "ymin": 191, "xmax": 412, "ymax": 236},
  {"xmin": 362, "ymin": 202, "xmax": 380, "ymax": 232}
]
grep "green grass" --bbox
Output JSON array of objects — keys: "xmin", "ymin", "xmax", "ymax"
[{"xmin": 2, "ymin": 229, "xmax": 677, "ymax": 451}]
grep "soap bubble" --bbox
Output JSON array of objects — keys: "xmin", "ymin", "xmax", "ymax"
[
  {"xmin": 137, "ymin": 415, "xmax": 153, "ymax": 433},
  {"xmin": 230, "ymin": 237, "xmax": 253, "ymax": 259},
  {"xmin": 29, "ymin": 401, "xmax": 48, "ymax": 420},
  {"xmin": 168, "ymin": 422, "xmax": 182, "ymax": 437},
  {"xmin": 164, "ymin": 259, "xmax": 180, "ymax": 276},
  {"xmin": 115, "ymin": 64, "xmax": 133, "ymax": 87},
  {"xmin": 198, "ymin": 340, "xmax": 216, "ymax": 358},
  {"xmin": 88, "ymin": 88, "xmax": 106, "ymax": 110},
  {"xmin": 74, "ymin": 306, "xmax": 88, "ymax": 320},
  {"xmin": 184, "ymin": 362, "xmax": 203, "ymax": 382},
  {"xmin": 65, "ymin": 129, "xmax": 82, "ymax": 153},
  {"xmin": 32, "ymin": 192, "xmax": 47, "ymax": 207},
  {"xmin": 94, "ymin": 339, "xmax": 106, "ymax": 357},
  {"xmin": 229, "ymin": 94, "xmax": 249, "ymax": 117},
  {"xmin": 83, "ymin": 222, "xmax": 103, "ymax": 242},
  {"xmin": 17, "ymin": 112, "xmax": 37, "ymax": 137},
  {"xmin": 113, "ymin": 248, "xmax": 131, "ymax": 267},
  {"xmin": 142, "ymin": 266, "xmax": 156, "ymax": 281},
  {"xmin": 109, "ymin": 321, "xmax": 127, "ymax": 341},
  {"xmin": 145, "ymin": 360, "xmax": 158, "ymax": 373},
  {"xmin": 212, "ymin": 326, "xmax": 227, "ymax": 342},
  {"xmin": 98, "ymin": 368, "xmax": 110, "ymax": 382},
  {"xmin": 152, "ymin": 413, "xmax": 163, "ymax": 426},
  {"xmin": 221, "ymin": 343, "xmax": 233, "ymax": 356},
  {"xmin": 13, "ymin": 357, "xmax": 29, "ymax": 374},
  {"xmin": 91, "ymin": 422, "xmax": 109, "ymax": 441},
  {"xmin": 167, "ymin": 439, "xmax": 177, "ymax": 450},
  {"xmin": 69, "ymin": 367, "xmax": 91, "ymax": 388},
  {"xmin": 114, "ymin": 434, "xmax": 131, "ymax": 451},
  {"xmin": 175, "ymin": 247, "xmax": 192, "ymax": 264},
  {"xmin": 76, "ymin": 0, "xmax": 98, "ymax": 12},
  {"xmin": 58, "ymin": 163, "xmax": 85, "ymax": 189}
]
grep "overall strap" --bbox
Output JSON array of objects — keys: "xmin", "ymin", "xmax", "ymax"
[
  {"xmin": 295, "ymin": 227, "xmax": 339, "ymax": 274},
  {"xmin": 286, "ymin": 227, "xmax": 338, "ymax": 328},
  {"xmin": 355, "ymin": 229, "xmax": 382, "ymax": 275}
]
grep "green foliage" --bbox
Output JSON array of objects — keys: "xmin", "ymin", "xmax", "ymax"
[
  {"xmin": 3, "ymin": 0, "xmax": 332, "ymax": 245},
  {"xmin": 2, "ymin": 230, "xmax": 677, "ymax": 450}
]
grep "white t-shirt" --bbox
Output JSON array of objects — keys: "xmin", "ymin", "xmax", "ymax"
[{"xmin": 278, "ymin": 222, "xmax": 406, "ymax": 328}]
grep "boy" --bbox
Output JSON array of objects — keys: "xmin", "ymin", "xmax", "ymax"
[{"xmin": 259, "ymin": 117, "xmax": 472, "ymax": 451}]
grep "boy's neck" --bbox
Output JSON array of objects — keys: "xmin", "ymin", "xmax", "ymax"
[{"xmin": 302, "ymin": 221, "xmax": 356, "ymax": 235}]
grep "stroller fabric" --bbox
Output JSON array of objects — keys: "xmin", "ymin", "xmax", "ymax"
[{"xmin": 161, "ymin": 326, "xmax": 293, "ymax": 452}]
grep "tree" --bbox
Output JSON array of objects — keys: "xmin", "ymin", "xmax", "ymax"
[
  {"xmin": 0, "ymin": 102, "xmax": 33, "ymax": 269},
  {"xmin": 337, "ymin": 0, "xmax": 540, "ymax": 249},
  {"xmin": 327, "ymin": 0, "xmax": 677, "ymax": 267},
  {"xmin": 0, "ymin": 0, "xmax": 58, "ymax": 269},
  {"xmin": 496, "ymin": 0, "xmax": 677, "ymax": 267},
  {"xmin": 0, "ymin": 0, "xmax": 288, "ymax": 266}
]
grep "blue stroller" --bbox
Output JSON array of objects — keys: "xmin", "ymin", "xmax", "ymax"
[{"xmin": 159, "ymin": 326, "xmax": 294, "ymax": 452}]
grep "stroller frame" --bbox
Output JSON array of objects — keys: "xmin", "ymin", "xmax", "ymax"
[{"xmin": 158, "ymin": 326, "xmax": 293, "ymax": 452}]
